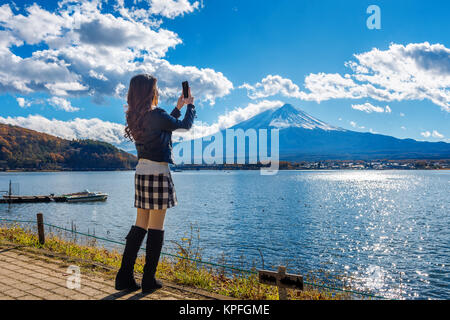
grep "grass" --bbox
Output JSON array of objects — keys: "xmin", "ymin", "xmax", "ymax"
[{"xmin": 0, "ymin": 223, "xmax": 358, "ymax": 300}]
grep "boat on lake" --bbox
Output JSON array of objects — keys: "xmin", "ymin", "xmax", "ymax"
[{"xmin": 62, "ymin": 190, "xmax": 108, "ymax": 202}]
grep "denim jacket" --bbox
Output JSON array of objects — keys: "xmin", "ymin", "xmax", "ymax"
[{"xmin": 135, "ymin": 104, "xmax": 196, "ymax": 164}]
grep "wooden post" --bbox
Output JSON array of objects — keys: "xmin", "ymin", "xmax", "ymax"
[
  {"xmin": 258, "ymin": 266, "xmax": 303, "ymax": 300},
  {"xmin": 8, "ymin": 180, "xmax": 11, "ymax": 204},
  {"xmin": 277, "ymin": 266, "xmax": 288, "ymax": 300},
  {"xmin": 37, "ymin": 213, "xmax": 45, "ymax": 245}
]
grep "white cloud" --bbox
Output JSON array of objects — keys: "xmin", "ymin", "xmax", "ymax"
[
  {"xmin": 45, "ymin": 82, "xmax": 89, "ymax": 97},
  {"xmin": 47, "ymin": 97, "xmax": 80, "ymax": 112},
  {"xmin": 72, "ymin": 11, "xmax": 181, "ymax": 56},
  {"xmin": 351, "ymin": 102, "xmax": 390, "ymax": 113},
  {"xmin": 148, "ymin": 0, "xmax": 200, "ymax": 19},
  {"xmin": 432, "ymin": 130, "xmax": 444, "ymax": 139},
  {"xmin": 400, "ymin": 112, "xmax": 405, "ymax": 117},
  {"xmin": 16, "ymin": 96, "xmax": 81, "ymax": 113},
  {"xmin": 0, "ymin": 3, "xmax": 68, "ymax": 45},
  {"xmin": 401, "ymin": 126, "xmax": 406, "ymax": 130},
  {"xmin": 239, "ymin": 75, "xmax": 303, "ymax": 100},
  {"xmin": 0, "ymin": 114, "xmax": 127, "ymax": 145},
  {"xmin": 241, "ymin": 43, "xmax": 450, "ymax": 112},
  {"xmin": 0, "ymin": 1, "xmax": 232, "ymax": 105},
  {"xmin": 0, "ymin": 29, "xmax": 23, "ymax": 48},
  {"xmin": 89, "ymin": 70, "xmax": 108, "ymax": 81},
  {"xmin": 421, "ymin": 130, "xmax": 445, "ymax": 139},
  {"xmin": 142, "ymin": 57, "xmax": 233, "ymax": 105},
  {"xmin": 349, "ymin": 121, "xmax": 365, "ymax": 129},
  {"xmin": 16, "ymin": 97, "xmax": 31, "ymax": 108}
]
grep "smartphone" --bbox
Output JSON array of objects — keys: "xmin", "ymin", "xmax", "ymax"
[{"xmin": 182, "ymin": 81, "xmax": 189, "ymax": 98}]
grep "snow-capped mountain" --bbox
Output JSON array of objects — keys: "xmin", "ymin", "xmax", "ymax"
[
  {"xmin": 233, "ymin": 103, "xmax": 342, "ymax": 131},
  {"xmin": 178, "ymin": 103, "xmax": 450, "ymax": 162}
]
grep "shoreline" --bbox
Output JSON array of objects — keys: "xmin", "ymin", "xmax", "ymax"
[
  {"xmin": 0, "ymin": 224, "xmax": 357, "ymax": 300},
  {"xmin": 1, "ymin": 168, "xmax": 449, "ymax": 173}
]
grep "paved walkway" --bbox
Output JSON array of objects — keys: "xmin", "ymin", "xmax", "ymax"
[{"xmin": 0, "ymin": 244, "xmax": 226, "ymax": 300}]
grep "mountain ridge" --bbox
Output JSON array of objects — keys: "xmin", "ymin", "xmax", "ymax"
[
  {"xmin": 0, "ymin": 123, "xmax": 137, "ymax": 170},
  {"xmin": 239, "ymin": 103, "xmax": 450, "ymax": 160},
  {"xmin": 180, "ymin": 103, "xmax": 450, "ymax": 162}
]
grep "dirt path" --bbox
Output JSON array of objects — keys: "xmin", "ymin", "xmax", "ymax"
[{"xmin": 0, "ymin": 243, "xmax": 231, "ymax": 300}]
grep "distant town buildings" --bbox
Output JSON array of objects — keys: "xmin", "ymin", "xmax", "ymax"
[{"xmin": 174, "ymin": 159, "xmax": 450, "ymax": 171}]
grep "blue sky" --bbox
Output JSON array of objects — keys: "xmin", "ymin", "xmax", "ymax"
[{"xmin": 0, "ymin": 0, "xmax": 449, "ymax": 151}]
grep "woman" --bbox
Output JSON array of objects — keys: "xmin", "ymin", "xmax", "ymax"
[{"xmin": 115, "ymin": 74, "xmax": 196, "ymax": 293}]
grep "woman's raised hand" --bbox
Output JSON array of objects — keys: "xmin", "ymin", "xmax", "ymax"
[{"xmin": 176, "ymin": 94, "xmax": 185, "ymax": 110}]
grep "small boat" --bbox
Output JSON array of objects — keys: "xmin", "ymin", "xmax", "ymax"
[{"xmin": 63, "ymin": 190, "xmax": 108, "ymax": 202}]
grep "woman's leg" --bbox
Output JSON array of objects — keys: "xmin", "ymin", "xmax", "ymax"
[
  {"xmin": 136, "ymin": 208, "xmax": 167, "ymax": 230},
  {"xmin": 142, "ymin": 209, "xmax": 167, "ymax": 292},
  {"xmin": 136, "ymin": 208, "xmax": 151, "ymax": 229},
  {"xmin": 148, "ymin": 209, "xmax": 166, "ymax": 230}
]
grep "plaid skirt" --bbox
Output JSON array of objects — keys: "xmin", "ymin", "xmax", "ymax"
[{"xmin": 134, "ymin": 172, "xmax": 177, "ymax": 210}]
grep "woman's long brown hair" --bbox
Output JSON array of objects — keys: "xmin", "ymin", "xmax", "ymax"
[{"xmin": 124, "ymin": 74, "xmax": 159, "ymax": 142}]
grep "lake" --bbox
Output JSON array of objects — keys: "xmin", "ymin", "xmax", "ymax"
[{"xmin": 0, "ymin": 170, "xmax": 448, "ymax": 299}]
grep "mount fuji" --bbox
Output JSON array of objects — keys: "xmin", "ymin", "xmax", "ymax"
[
  {"xmin": 178, "ymin": 104, "xmax": 450, "ymax": 162},
  {"xmin": 234, "ymin": 103, "xmax": 341, "ymax": 132}
]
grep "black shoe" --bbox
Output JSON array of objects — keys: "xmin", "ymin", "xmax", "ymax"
[
  {"xmin": 115, "ymin": 225, "xmax": 147, "ymax": 291},
  {"xmin": 142, "ymin": 228, "xmax": 164, "ymax": 293}
]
